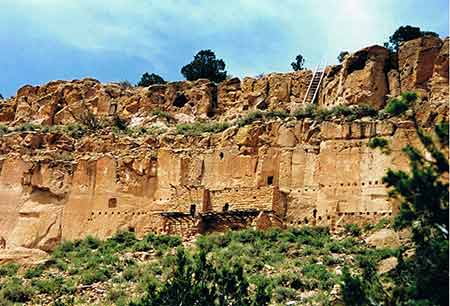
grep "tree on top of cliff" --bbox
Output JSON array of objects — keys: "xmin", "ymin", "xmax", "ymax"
[
  {"xmin": 291, "ymin": 54, "xmax": 305, "ymax": 71},
  {"xmin": 0, "ymin": 93, "xmax": 3, "ymax": 99},
  {"xmin": 384, "ymin": 25, "xmax": 439, "ymax": 52},
  {"xmin": 181, "ymin": 50, "xmax": 227, "ymax": 83},
  {"xmin": 137, "ymin": 73, "xmax": 166, "ymax": 87},
  {"xmin": 337, "ymin": 51, "xmax": 349, "ymax": 63}
]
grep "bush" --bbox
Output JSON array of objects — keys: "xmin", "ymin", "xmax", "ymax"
[
  {"xmin": 0, "ymin": 263, "xmax": 19, "ymax": 277},
  {"xmin": 124, "ymin": 126, "xmax": 163, "ymax": 138},
  {"xmin": 176, "ymin": 121, "xmax": 230, "ymax": 136},
  {"xmin": 384, "ymin": 98, "xmax": 409, "ymax": 116},
  {"xmin": 265, "ymin": 109, "xmax": 289, "ymax": 119},
  {"xmin": 273, "ymin": 286, "xmax": 297, "ymax": 303},
  {"xmin": 151, "ymin": 108, "xmax": 173, "ymax": 121},
  {"xmin": 62, "ymin": 123, "xmax": 87, "ymax": 139},
  {"xmin": 0, "ymin": 124, "xmax": 9, "ymax": 136},
  {"xmin": 24, "ymin": 265, "xmax": 44, "ymax": 278},
  {"xmin": 341, "ymin": 266, "xmax": 367, "ymax": 306},
  {"xmin": 292, "ymin": 104, "xmax": 317, "ymax": 119},
  {"xmin": 0, "ymin": 279, "xmax": 33, "ymax": 303},
  {"xmin": 236, "ymin": 111, "xmax": 264, "ymax": 127},
  {"xmin": 80, "ymin": 268, "xmax": 110, "ymax": 285},
  {"xmin": 344, "ymin": 223, "xmax": 362, "ymax": 236},
  {"xmin": 16, "ymin": 122, "xmax": 42, "ymax": 132}
]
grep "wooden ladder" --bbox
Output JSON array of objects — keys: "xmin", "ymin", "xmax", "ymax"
[{"xmin": 302, "ymin": 59, "xmax": 326, "ymax": 104}]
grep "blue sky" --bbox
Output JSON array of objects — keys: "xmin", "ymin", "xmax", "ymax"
[{"xmin": 0, "ymin": 0, "xmax": 448, "ymax": 97}]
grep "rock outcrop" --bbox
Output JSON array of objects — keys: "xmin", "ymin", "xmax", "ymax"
[{"xmin": 0, "ymin": 37, "xmax": 448, "ymax": 253}]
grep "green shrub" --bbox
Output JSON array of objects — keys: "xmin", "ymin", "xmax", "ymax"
[
  {"xmin": 24, "ymin": 265, "xmax": 44, "ymax": 278},
  {"xmin": 384, "ymin": 98, "xmax": 409, "ymax": 116},
  {"xmin": 151, "ymin": 108, "xmax": 173, "ymax": 121},
  {"xmin": 292, "ymin": 104, "xmax": 317, "ymax": 119},
  {"xmin": 62, "ymin": 123, "xmax": 87, "ymax": 139},
  {"xmin": 344, "ymin": 223, "xmax": 362, "ymax": 236},
  {"xmin": 80, "ymin": 268, "xmax": 110, "ymax": 285},
  {"xmin": 107, "ymin": 288, "xmax": 128, "ymax": 305},
  {"xmin": 16, "ymin": 122, "xmax": 42, "ymax": 132},
  {"xmin": 331, "ymin": 104, "xmax": 353, "ymax": 117},
  {"xmin": 32, "ymin": 276, "xmax": 66, "ymax": 295},
  {"xmin": 0, "ymin": 279, "xmax": 33, "ymax": 303},
  {"xmin": 176, "ymin": 121, "xmax": 230, "ymax": 136},
  {"xmin": 0, "ymin": 263, "xmax": 19, "ymax": 277},
  {"xmin": 0, "ymin": 124, "xmax": 9, "ymax": 136},
  {"xmin": 122, "ymin": 265, "xmax": 139, "ymax": 281},
  {"xmin": 124, "ymin": 126, "xmax": 163, "ymax": 138},
  {"xmin": 265, "ymin": 109, "xmax": 289, "ymax": 119},
  {"xmin": 273, "ymin": 286, "xmax": 297, "ymax": 303},
  {"xmin": 80, "ymin": 235, "xmax": 102, "ymax": 250},
  {"xmin": 341, "ymin": 266, "xmax": 367, "ymax": 306},
  {"xmin": 302, "ymin": 263, "xmax": 335, "ymax": 290},
  {"xmin": 236, "ymin": 110, "xmax": 264, "ymax": 127},
  {"xmin": 353, "ymin": 103, "xmax": 377, "ymax": 118}
]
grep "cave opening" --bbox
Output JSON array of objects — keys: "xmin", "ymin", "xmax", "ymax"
[{"xmin": 173, "ymin": 93, "xmax": 188, "ymax": 107}]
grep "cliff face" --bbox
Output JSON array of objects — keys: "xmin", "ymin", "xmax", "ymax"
[{"xmin": 0, "ymin": 38, "xmax": 448, "ymax": 253}]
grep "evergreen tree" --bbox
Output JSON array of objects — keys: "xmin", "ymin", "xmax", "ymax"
[
  {"xmin": 181, "ymin": 50, "xmax": 227, "ymax": 83},
  {"xmin": 368, "ymin": 92, "xmax": 449, "ymax": 305},
  {"xmin": 291, "ymin": 54, "xmax": 305, "ymax": 71},
  {"xmin": 137, "ymin": 73, "xmax": 166, "ymax": 87}
]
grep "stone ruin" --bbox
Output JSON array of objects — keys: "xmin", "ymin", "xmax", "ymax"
[{"xmin": 0, "ymin": 37, "xmax": 448, "ymax": 253}]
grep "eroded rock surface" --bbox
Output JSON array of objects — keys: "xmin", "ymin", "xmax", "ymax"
[{"xmin": 0, "ymin": 38, "xmax": 448, "ymax": 252}]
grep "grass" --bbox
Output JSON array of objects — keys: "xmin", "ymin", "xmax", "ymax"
[
  {"xmin": 176, "ymin": 121, "xmax": 230, "ymax": 136},
  {"xmin": 0, "ymin": 226, "xmax": 404, "ymax": 305}
]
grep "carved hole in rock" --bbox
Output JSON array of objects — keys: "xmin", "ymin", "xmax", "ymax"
[
  {"xmin": 128, "ymin": 227, "xmax": 135, "ymax": 233},
  {"xmin": 375, "ymin": 181, "xmax": 379, "ymax": 185},
  {"xmin": 267, "ymin": 176, "xmax": 274, "ymax": 185},
  {"xmin": 173, "ymin": 93, "xmax": 188, "ymax": 107},
  {"xmin": 304, "ymin": 217, "xmax": 309, "ymax": 224},
  {"xmin": 369, "ymin": 181, "xmax": 372, "ymax": 185},
  {"xmin": 318, "ymin": 216, "xmax": 322, "ymax": 221},
  {"xmin": 362, "ymin": 182, "xmax": 365, "ymax": 186},
  {"xmin": 366, "ymin": 212, "xmax": 370, "ymax": 215},
  {"xmin": 190, "ymin": 204, "xmax": 196, "ymax": 217},
  {"xmin": 313, "ymin": 208, "xmax": 317, "ymax": 219},
  {"xmin": 108, "ymin": 198, "xmax": 117, "ymax": 208},
  {"xmin": 327, "ymin": 216, "xmax": 330, "ymax": 220},
  {"xmin": 219, "ymin": 152, "xmax": 224, "ymax": 160},
  {"xmin": 243, "ymin": 105, "xmax": 249, "ymax": 111},
  {"xmin": 222, "ymin": 203, "xmax": 229, "ymax": 212}
]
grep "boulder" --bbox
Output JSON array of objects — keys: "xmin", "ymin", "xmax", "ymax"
[
  {"xmin": 365, "ymin": 229, "xmax": 400, "ymax": 249},
  {"xmin": 377, "ymin": 256, "xmax": 398, "ymax": 274}
]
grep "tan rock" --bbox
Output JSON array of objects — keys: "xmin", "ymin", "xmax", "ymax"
[
  {"xmin": 319, "ymin": 45, "xmax": 389, "ymax": 109},
  {"xmin": 0, "ymin": 247, "xmax": 48, "ymax": 265},
  {"xmin": 377, "ymin": 256, "xmax": 398, "ymax": 274},
  {"xmin": 366, "ymin": 229, "xmax": 400, "ymax": 249},
  {"xmin": 399, "ymin": 36, "xmax": 443, "ymax": 97}
]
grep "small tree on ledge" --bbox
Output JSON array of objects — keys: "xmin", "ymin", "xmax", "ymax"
[
  {"xmin": 291, "ymin": 54, "xmax": 305, "ymax": 71},
  {"xmin": 137, "ymin": 73, "xmax": 166, "ymax": 87}
]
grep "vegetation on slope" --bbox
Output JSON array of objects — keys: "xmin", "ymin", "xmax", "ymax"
[{"xmin": 0, "ymin": 223, "xmax": 400, "ymax": 306}]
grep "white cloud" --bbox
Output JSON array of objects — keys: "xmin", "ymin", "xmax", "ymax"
[{"xmin": 2, "ymin": 0, "xmax": 448, "ymax": 79}]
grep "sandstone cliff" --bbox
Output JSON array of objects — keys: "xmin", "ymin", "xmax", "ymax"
[{"xmin": 0, "ymin": 37, "xmax": 448, "ymax": 253}]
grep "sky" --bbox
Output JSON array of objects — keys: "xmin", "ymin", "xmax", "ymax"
[{"xmin": 0, "ymin": 0, "xmax": 448, "ymax": 97}]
